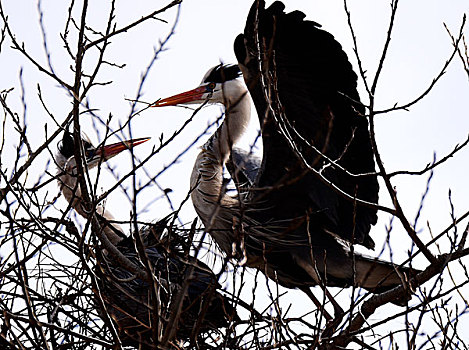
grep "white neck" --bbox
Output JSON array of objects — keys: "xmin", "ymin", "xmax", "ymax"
[
  {"xmin": 189, "ymin": 85, "xmax": 251, "ymax": 254},
  {"xmin": 57, "ymin": 162, "xmax": 124, "ymax": 245},
  {"xmin": 211, "ymin": 82, "xmax": 251, "ymax": 163}
]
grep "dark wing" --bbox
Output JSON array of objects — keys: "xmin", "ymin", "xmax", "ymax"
[
  {"xmin": 96, "ymin": 223, "xmax": 237, "ymax": 344},
  {"xmin": 234, "ymin": 0, "xmax": 378, "ymax": 248}
]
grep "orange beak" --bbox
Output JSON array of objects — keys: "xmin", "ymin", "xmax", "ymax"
[
  {"xmin": 151, "ymin": 86, "xmax": 207, "ymax": 107},
  {"xmin": 95, "ymin": 137, "xmax": 150, "ymax": 160}
]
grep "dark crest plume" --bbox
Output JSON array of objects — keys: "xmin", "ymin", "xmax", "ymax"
[
  {"xmin": 58, "ymin": 132, "xmax": 75, "ymax": 159},
  {"xmin": 58, "ymin": 131, "xmax": 94, "ymax": 159},
  {"xmin": 203, "ymin": 64, "xmax": 241, "ymax": 83}
]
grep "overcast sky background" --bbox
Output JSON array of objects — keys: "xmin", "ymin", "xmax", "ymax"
[{"xmin": 1, "ymin": 0, "xmax": 468, "ymax": 346}]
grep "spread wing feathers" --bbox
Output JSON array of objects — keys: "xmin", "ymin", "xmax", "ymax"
[{"xmin": 234, "ymin": 0, "xmax": 379, "ymax": 248}]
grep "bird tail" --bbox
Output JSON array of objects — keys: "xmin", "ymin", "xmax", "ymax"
[{"xmin": 353, "ymin": 254, "xmax": 419, "ymax": 293}]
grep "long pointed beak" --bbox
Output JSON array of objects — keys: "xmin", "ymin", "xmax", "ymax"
[
  {"xmin": 95, "ymin": 137, "xmax": 150, "ymax": 161},
  {"xmin": 152, "ymin": 86, "xmax": 207, "ymax": 107}
]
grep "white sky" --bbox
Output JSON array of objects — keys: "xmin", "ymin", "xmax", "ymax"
[{"xmin": 1, "ymin": 0, "xmax": 469, "ymax": 347}]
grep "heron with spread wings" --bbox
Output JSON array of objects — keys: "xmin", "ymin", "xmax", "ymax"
[{"xmin": 152, "ymin": 0, "xmax": 417, "ymax": 309}]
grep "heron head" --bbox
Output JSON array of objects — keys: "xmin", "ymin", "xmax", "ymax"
[
  {"xmin": 57, "ymin": 131, "xmax": 150, "ymax": 173},
  {"xmin": 152, "ymin": 64, "xmax": 244, "ymax": 107}
]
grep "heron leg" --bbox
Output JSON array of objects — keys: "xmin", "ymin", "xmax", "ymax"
[
  {"xmin": 300, "ymin": 286, "xmax": 346, "ymax": 339},
  {"xmin": 296, "ymin": 261, "xmax": 345, "ymax": 337},
  {"xmin": 321, "ymin": 287, "xmax": 345, "ymax": 338},
  {"xmin": 299, "ymin": 286, "xmax": 332, "ymax": 322},
  {"xmin": 296, "ymin": 259, "xmax": 344, "ymax": 318},
  {"xmin": 323, "ymin": 288, "xmax": 344, "ymax": 319}
]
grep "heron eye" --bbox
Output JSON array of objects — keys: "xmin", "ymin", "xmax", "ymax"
[
  {"xmin": 85, "ymin": 149, "xmax": 95, "ymax": 160},
  {"xmin": 206, "ymin": 82, "xmax": 216, "ymax": 92}
]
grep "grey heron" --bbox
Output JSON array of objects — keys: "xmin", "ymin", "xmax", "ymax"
[
  {"xmin": 152, "ymin": 0, "xmax": 418, "ymax": 311},
  {"xmin": 55, "ymin": 131, "xmax": 238, "ymax": 346}
]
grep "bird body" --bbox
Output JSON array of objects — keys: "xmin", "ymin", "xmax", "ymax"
[
  {"xmin": 55, "ymin": 132, "xmax": 237, "ymax": 346},
  {"xmin": 153, "ymin": 1, "xmax": 417, "ymax": 297},
  {"xmin": 97, "ymin": 223, "xmax": 237, "ymax": 345}
]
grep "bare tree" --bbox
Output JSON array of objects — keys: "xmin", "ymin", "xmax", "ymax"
[{"xmin": 0, "ymin": 0, "xmax": 468, "ymax": 349}]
